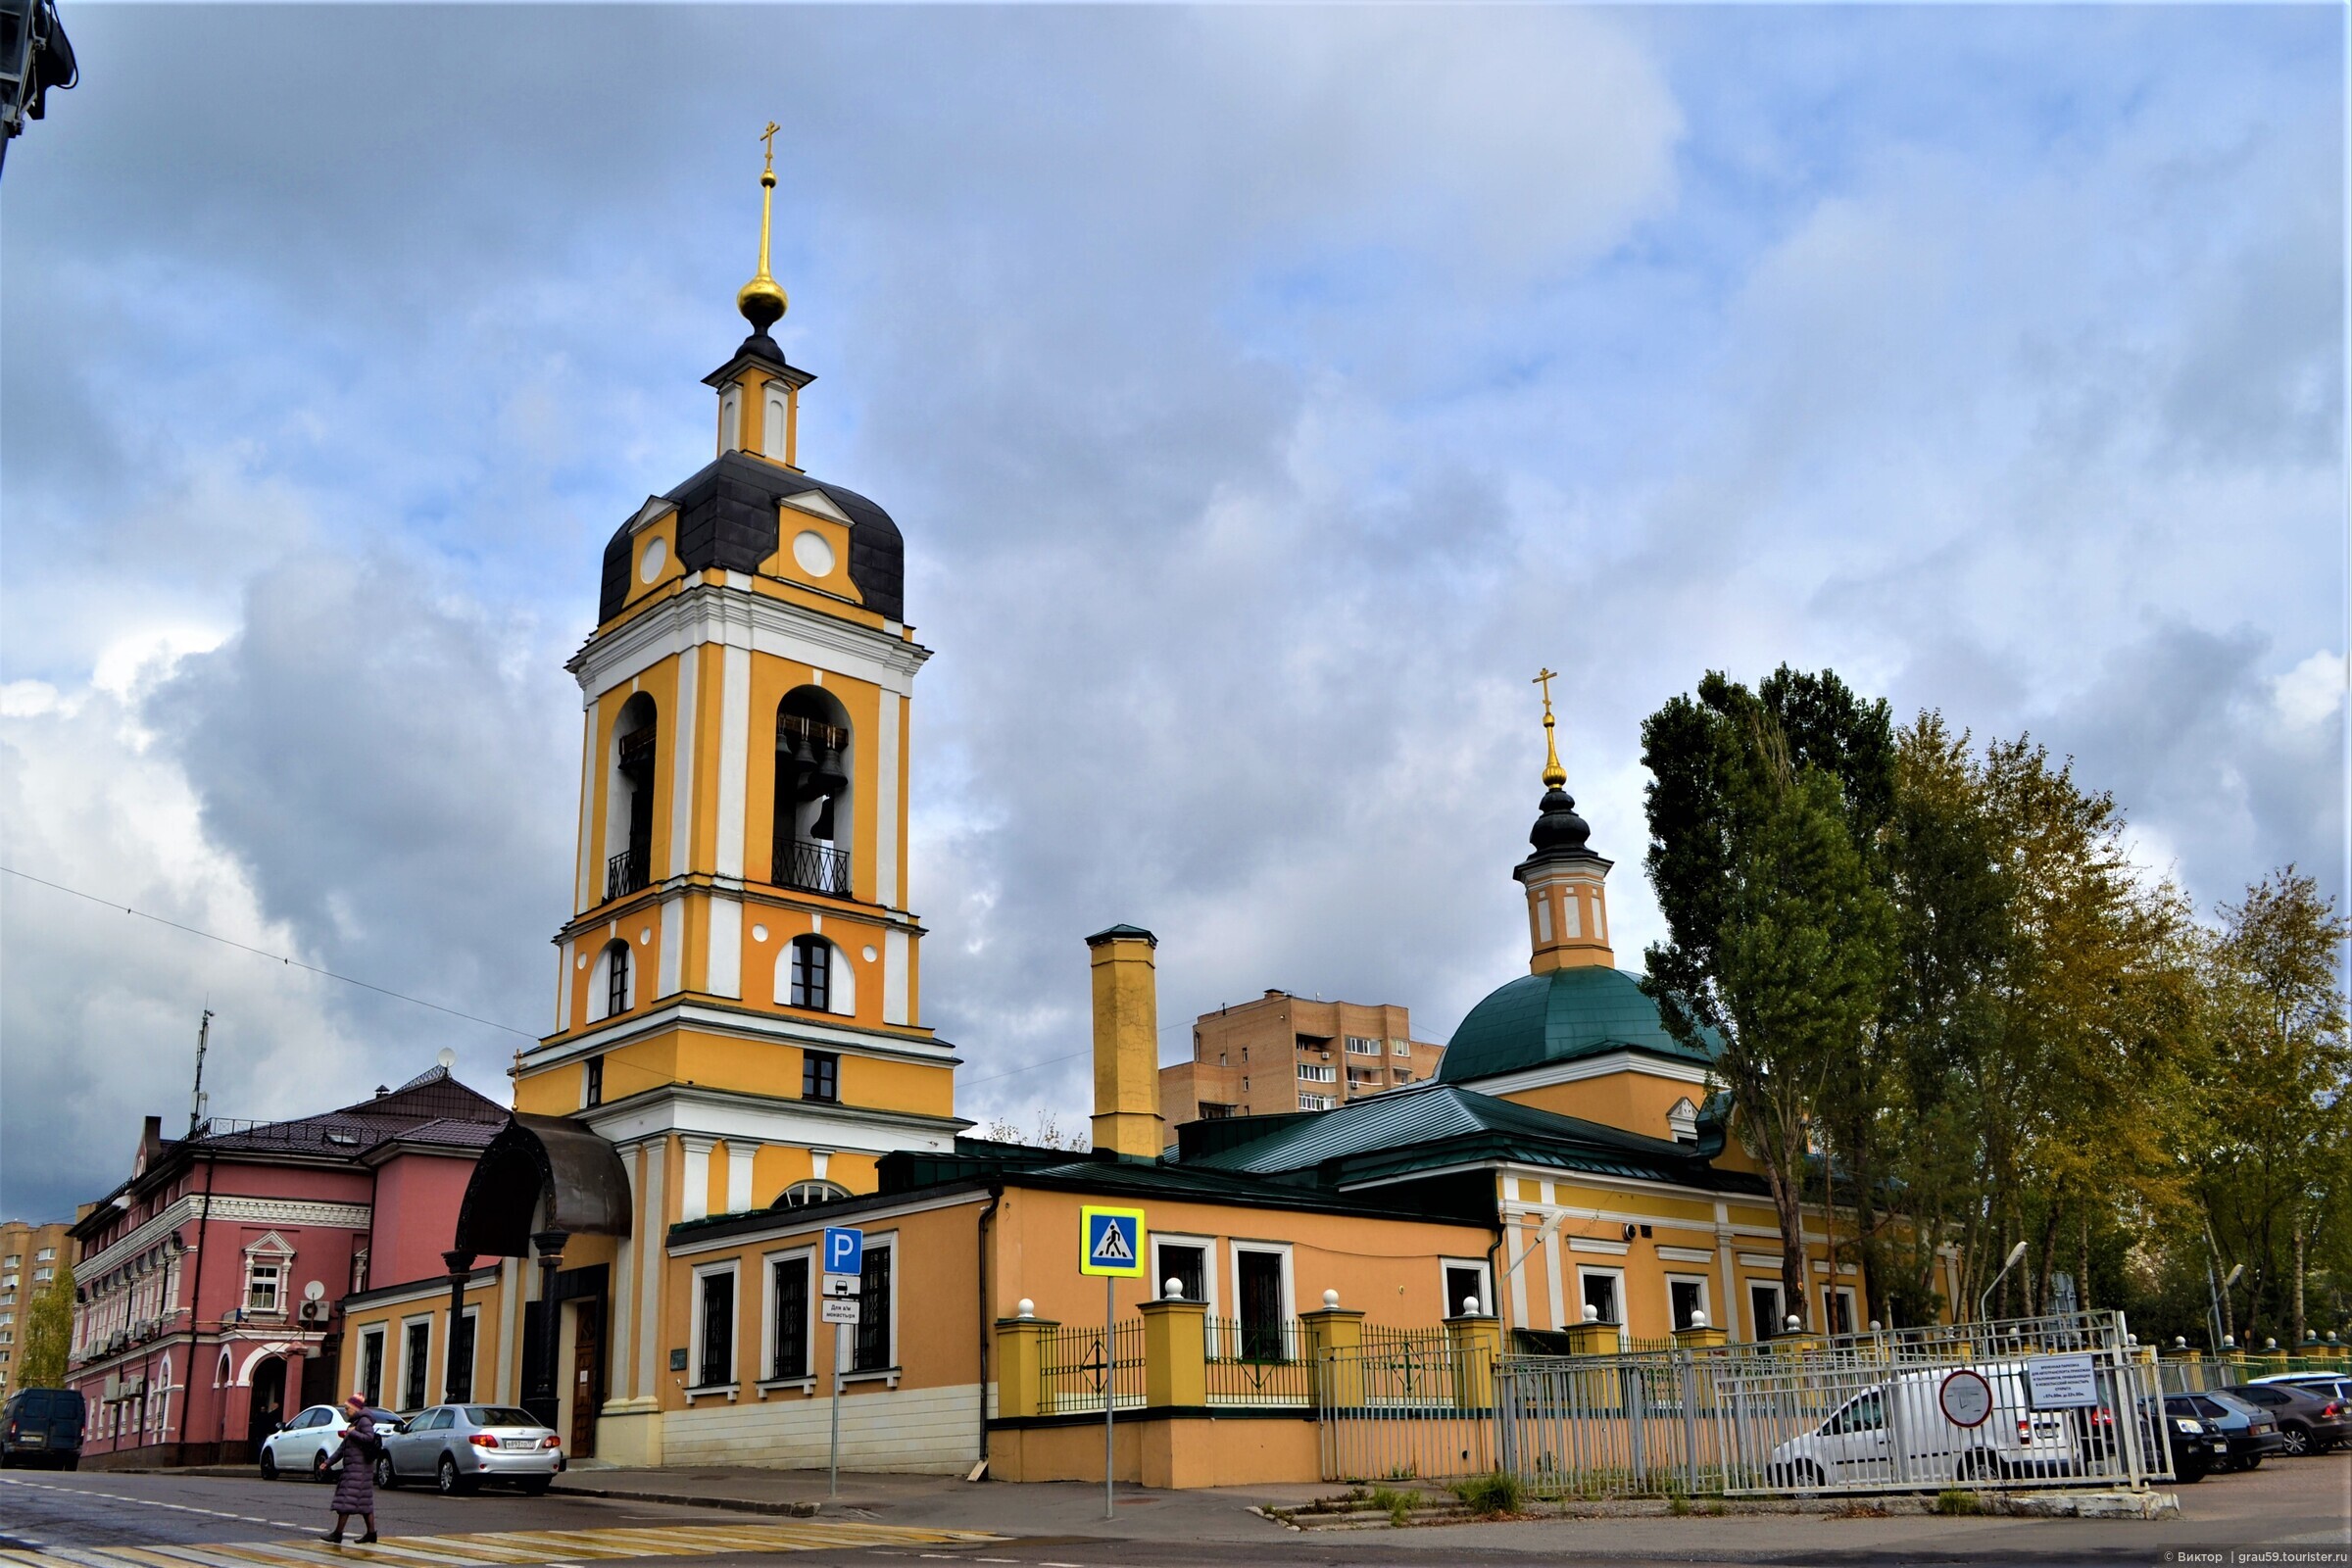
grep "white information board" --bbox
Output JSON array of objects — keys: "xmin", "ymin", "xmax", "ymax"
[
  {"xmin": 2027, "ymin": 1353, "xmax": 2099, "ymax": 1409},
  {"xmin": 821, "ymin": 1298, "xmax": 860, "ymax": 1326}
]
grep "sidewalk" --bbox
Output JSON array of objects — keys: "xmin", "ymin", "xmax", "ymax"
[{"xmin": 551, "ymin": 1465, "xmax": 1324, "ymax": 1543}]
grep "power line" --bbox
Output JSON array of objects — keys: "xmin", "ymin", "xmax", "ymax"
[{"xmin": 0, "ymin": 864, "xmax": 539, "ymax": 1040}]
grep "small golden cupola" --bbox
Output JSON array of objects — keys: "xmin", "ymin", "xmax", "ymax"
[
  {"xmin": 1518, "ymin": 669, "xmax": 1613, "ymax": 971},
  {"xmin": 705, "ymin": 121, "xmax": 813, "ymax": 468}
]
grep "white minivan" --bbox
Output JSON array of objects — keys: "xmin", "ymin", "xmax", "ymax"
[{"xmin": 1766, "ymin": 1363, "xmax": 2089, "ymax": 1490}]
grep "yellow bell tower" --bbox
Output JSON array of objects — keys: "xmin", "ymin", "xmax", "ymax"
[{"xmin": 514, "ymin": 129, "xmax": 963, "ymax": 1228}]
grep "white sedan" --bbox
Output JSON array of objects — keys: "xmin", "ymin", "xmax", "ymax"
[{"xmin": 257, "ymin": 1403, "xmax": 400, "ymax": 1482}]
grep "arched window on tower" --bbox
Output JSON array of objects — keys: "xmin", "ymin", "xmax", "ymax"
[
  {"xmin": 607, "ymin": 694, "xmax": 658, "ymax": 901},
  {"xmin": 773, "ymin": 688, "xmax": 853, "ymax": 897},
  {"xmin": 591, "ymin": 939, "xmax": 632, "ymax": 1023},
  {"xmin": 782, "ymin": 935, "xmax": 855, "ymax": 1018}
]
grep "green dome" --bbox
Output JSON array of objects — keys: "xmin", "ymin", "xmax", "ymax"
[{"xmin": 1440, "ymin": 965, "xmax": 1716, "ymax": 1085}]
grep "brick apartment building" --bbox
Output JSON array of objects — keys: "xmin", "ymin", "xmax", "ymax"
[
  {"xmin": 0, "ymin": 1218, "xmax": 75, "ymax": 1398},
  {"xmin": 1158, "ymin": 992, "xmax": 1446, "ymax": 1119}
]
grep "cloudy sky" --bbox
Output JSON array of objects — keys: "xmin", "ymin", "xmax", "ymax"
[{"xmin": 2, "ymin": 5, "xmax": 2342, "ymax": 1220}]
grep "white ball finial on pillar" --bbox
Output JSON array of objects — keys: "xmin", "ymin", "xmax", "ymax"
[
  {"xmin": 1583, "ymin": 1303, "xmax": 1599, "ymax": 1323},
  {"xmin": 1689, "ymin": 1309, "xmax": 1706, "ymax": 1329},
  {"xmin": 1016, "ymin": 1298, "xmax": 1035, "ymax": 1320},
  {"xmin": 1460, "ymin": 1296, "xmax": 1480, "ymax": 1316},
  {"xmin": 1163, "ymin": 1278, "xmax": 1183, "ymax": 1300},
  {"xmin": 1786, "ymin": 1315, "xmax": 1801, "ymax": 1332},
  {"xmin": 1322, "ymin": 1289, "xmax": 1340, "ymax": 1309}
]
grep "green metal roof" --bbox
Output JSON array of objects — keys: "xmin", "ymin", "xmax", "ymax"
[
  {"xmin": 1181, "ymin": 1083, "xmax": 1754, "ymax": 1193},
  {"xmin": 1438, "ymin": 965, "xmax": 1717, "ymax": 1085}
]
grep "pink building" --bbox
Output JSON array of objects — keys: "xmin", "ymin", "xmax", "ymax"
[{"xmin": 67, "ymin": 1066, "xmax": 504, "ymax": 1467}]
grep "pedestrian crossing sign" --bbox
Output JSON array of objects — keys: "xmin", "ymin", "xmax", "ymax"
[{"xmin": 1080, "ymin": 1205, "xmax": 1147, "ymax": 1277}]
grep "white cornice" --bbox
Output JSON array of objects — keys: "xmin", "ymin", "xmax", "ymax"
[
  {"xmin": 77, "ymin": 1197, "xmax": 370, "ymax": 1281},
  {"xmin": 666, "ymin": 1188, "xmax": 987, "ymax": 1258},
  {"xmin": 578, "ymin": 1081, "xmax": 968, "ymax": 1154},
  {"xmin": 1460, "ymin": 1051, "xmax": 1716, "ymax": 1099},
  {"xmin": 570, "ymin": 579, "xmax": 931, "ymax": 702},
  {"xmin": 528, "ymin": 999, "xmax": 956, "ymax": 1069}
]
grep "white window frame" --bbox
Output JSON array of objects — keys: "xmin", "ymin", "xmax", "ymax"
[
  {"xmin": 1391, "ymin": 1038, "xmax": 1410, "ymax": 1055},
  {"xmin": 1439, "ymin": 1257, "xmax": 1493, "ymax": 1318},
  {"xmin": 840, "ymin": 1232, "xmax": 901, "ymax": 1386},
  {"xmin": 396, "ymin": 1312, "xmax": 433, "ymax": 1412},
  {"xmin": 1665, "ymin": 1273, "xmax": 1712, "ymax": 1331},
  {"xmin": 357, "ymin": 1325, "xmax": 387, "ymax": 1406},
  {"xmin": 759, "ymin": 1245, "xmax": 817, "ymax": 1391},
  {"xmin": 1298, "ymin": 1063, "xmax": 1336, "ymax": 1083},
  {"xmin": 1747, "ymin": 1280, "xmax": 1787, "ymax": 1340},
  {"xmin": 241, "ymin": 1237, "xmax": 293, "ymax": 1316},
  {"xmin": 1345, "ymin": 1036, "xmax": 1381, "ymax": 1055},
  {"xmin": 688, "ymin": 1259, "xmax": 742, "ymax": 1396},
  {"xmin": 1150, "ymin": 1233, "xmax": 1217, "ymax": 1312},
  {"xmin": 1575, "ymin": 1265, "xmax": 1626, "ymax": 1331},
  {"xmin": 1226, "ymin": 1240, "xmax": 1295, "ymax": 1358},
  {"xmin": 1823, "ymin": 1284, "xmax": 1859, "ymax": 1337}
]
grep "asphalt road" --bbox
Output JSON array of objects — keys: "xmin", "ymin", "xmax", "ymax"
[{"xmin": 0, "ymin": 1457, "xmax": 2343, "ymax": 1568}]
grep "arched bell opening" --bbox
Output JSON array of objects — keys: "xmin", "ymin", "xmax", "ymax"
[
  {"xmin": 605, "ymin": 693, "xmax": 659, "ymax": 901},
  {"xmin": 772, "ymin": 686, "xmax": 853, "ymax": 897}
]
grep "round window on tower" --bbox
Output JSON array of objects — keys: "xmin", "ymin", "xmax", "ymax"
[
  {"xmin": 639, "ymin": 535, "xmax": 669, "ymax": 583},
  {"xmin": 792, "ymin": 529, "xmax": 835, "ymax": 578}
]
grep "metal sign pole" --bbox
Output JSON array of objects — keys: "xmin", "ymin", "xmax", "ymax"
[
  {"xmin": 1103, "ymin": 1271, "xmax": 1114, "ymax": 1520},
  {"xmin": 829, "ymin": 1315, "xmax": 843, "ymax": 1498}
]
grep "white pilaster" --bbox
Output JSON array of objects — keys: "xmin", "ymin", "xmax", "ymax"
[
  {"xmin": 556, "ymin": 940, "xmax": 575, "ymax": 1034},
  {"xmin": 658, "ymin": 897, "xmax": 684, "ymax": 998},
  {"xmin": 573, "ymin": 711, "xmax": 598, "ymax": 914},
  {"xmin": 708, "ymin": 896, "xmax": 743, "ymax": 1000},
  {"xmin": 607, "ymin": 1142, "xmax": 641, "ymax": 1402},
  {"xmin": 875, "ymin": 690, "xmax": 901, "ymax": 908},
  {"xmin": 883, "ymin": 928, "xmax": 910, "ymax": 1026},
  {"xmin": 725, "ymin": 1142, "xmax": 757, "ymax": 1214},
  {"xmin": 715, "ymin": 647, "xmax": 751, "ymax": 879},
  {"xmin": 636, "ymin": 1145, "xmax": 666, "ymax": 1398},
  {"xmin": 680, "ymin": 1135, "xmax": 716, "ymax": 1223},
  {"xmin": 667, "ymin": 643, "xmax": 700, "ymax": 880}
]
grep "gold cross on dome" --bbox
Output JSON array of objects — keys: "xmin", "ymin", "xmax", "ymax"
[
  {"xmin": 760, "ymin": 121, "xmax": 780, "ymax": 173},
  {"xmin": 1533, "ymin": 667, "xmax": 1566, "ymax": 787},
  {"xmin": 1533, "ymin": 667, "xmax": 1558, "ymax": 716}
]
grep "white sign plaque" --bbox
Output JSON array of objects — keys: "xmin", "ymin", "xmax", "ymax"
[
  {"xmin": 2027, "ymin": 1353, "xmax": 2099, "ymax": 1409},
  {"xmin": 821, "ymin": 1298, "xmax": 860, "ymax": 1326}
]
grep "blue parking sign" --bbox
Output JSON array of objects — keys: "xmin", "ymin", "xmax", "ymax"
[{"xmin": 824, "ymin": 1226, "xmax": 863, "ymax": 1276}]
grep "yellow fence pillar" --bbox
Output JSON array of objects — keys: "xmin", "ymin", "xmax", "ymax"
[
  {"xmin": 1300, "ymin": 1296, "xmax": 1364, "ymax": 1409},
  {"xmin": 1673, "ymin": 1323, "xmax": 1729, "ymax": 1354},
  {"xmin": 1140, "ymin": 1298, "xmax": 1207, "ymax": 1408},
  {"xmin": 1447, "ymin": 1311, "xmax": 1501, "ymax": 1410},
  {"xmin": 994, "ymin": 1304, "xmax": 1058, "ymax": 1420}
]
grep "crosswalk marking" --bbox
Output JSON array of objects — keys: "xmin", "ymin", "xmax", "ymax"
[{"xmin": 0, "ymin": 1519, "xmax": 1003, "ymax": 1568}]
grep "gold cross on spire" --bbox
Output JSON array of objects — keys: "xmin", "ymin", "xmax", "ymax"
[
  {"xmin": 736, "ymin": 121, "xmax": 789, "ymax": 331},
  {"xmin": 1533, "ymin": 667, "xmax": 1566, "ymax": 788},
  {"xmin": 760, "ymin": 121, "xmax": 780, "ymax": 174}
]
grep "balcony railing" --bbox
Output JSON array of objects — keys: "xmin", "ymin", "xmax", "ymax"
[
  {"xmin": 774, "ymin": 839, "xmax": 852, "ymax": 898},
  {"xmin": 607, "ymin": 847, "xmax": 649, "ymax": 901}
]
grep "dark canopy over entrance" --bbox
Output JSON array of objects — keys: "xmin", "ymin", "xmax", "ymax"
[{"xmin": 454, "ymin": 1112, "xmax": 633, "ymax": 1256}]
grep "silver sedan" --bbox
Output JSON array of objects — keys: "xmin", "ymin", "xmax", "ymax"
[{"xmin": 375, "ymin": 1404, "xmax": 564, "ymax": 1494}]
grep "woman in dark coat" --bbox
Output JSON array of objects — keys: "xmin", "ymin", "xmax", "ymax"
[{"xmin": 322, "ymin": 1395, "xmax": 380, "ymax": 1544}]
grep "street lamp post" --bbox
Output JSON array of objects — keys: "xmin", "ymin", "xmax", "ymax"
[{"xmin": 1978, "ymin": 1241, "xmax": 2030, "ymax": 1323}]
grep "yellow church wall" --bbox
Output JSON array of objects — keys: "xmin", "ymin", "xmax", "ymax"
[
  {"xmin": 988, "ymin": 1186, "xmax": 1490, "ymax": 1331},
  {"xmin": 753, "ymin": 507, "xmax": 860, "ymax": 607},
  {"xmin": 613, "ymin": 511, "xmax": 685, "ymax": 619},
  {"xmin": 1497, "ymin": 1071, "xmax": 1703, "ymax": 1147},
  {"xmin": 337, "ymin": 1271, "xmax": 510, "ymax": 1416},
  {"xmin": 514, "ymin": 1063, "xmax": 585, "ymax": 1118},
  {"xmin": 734, "ymin": 897, "xmax": 894, "ymax": 1027}
]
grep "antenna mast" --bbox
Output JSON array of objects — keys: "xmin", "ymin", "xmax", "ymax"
[{"xmin": 189, "ymin": 1008, "xmax": 213, "ymax": 1135}]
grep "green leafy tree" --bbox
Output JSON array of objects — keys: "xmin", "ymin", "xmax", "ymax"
[
  {"xmin": 1641, "ymin": 668, "xmax": 1895, "ymax": 1327},
  {"xmin": 2188, "ymin": 869, "xmax": 2351, "ymax": 1348},
  {"xmin": 18, "ymin": 1260, "xmax": 74, "ymax": 1389}
]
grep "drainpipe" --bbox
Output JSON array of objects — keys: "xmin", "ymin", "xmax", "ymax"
[
  {"xmin": 975, "ymin": 1185, "xmax": 1001, "ymax": 1470},
  {"xmin": 177, "ymin": 1152, "xmax": 217, "ymax": 1458}
]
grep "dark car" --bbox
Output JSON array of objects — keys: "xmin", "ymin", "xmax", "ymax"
[
  {"xmin": 2182, "ymin": 1390, "xmax": 2286, "ymax": 1470},
  {"xmin": 2221, "ymin": 1383, "xmax": 2352, "ymax": 1457},
  {"xmin": 0, "ymin": 1387, "xmax": 86, "ymax": 1469},
  {"xmin": 2155, "ymin": 1396, "xmax": 2229, "ymax": 1483}
]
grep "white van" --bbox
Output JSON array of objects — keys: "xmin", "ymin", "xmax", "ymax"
[{"xmin": 1765, "ymin": 1362, "xmax": 2088, "ymax": 1490}]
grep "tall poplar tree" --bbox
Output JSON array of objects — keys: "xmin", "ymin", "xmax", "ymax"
[{"xmin": 1641, "ymin": 668, "xmax": 1894, "ymax": 1328}]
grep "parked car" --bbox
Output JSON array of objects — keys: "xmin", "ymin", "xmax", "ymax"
[
  {"xmin": 2220, "ymin": 1383, "xmax": 2352, "ymax": 1456},
  {"xmin": 2153, "ymin": 1396, "xmax": 2228, "ymax": 1483},
  {"xmin": 257, "ymin": 1402, "xmax": 402, "ymax": 1481},
  {"xmin": 2178, "ymin": 1391, "xmax": 2285, "ymax": 1471},
  {"xmin": 2249, "ymin": 1372, "xmax": 2352, "ymax": 1403},
  {"xmin": 0, "ymin": 1388, "xmax": 85, "ymax": 1470},
  {"xmin": 1764, "ymin": 1363, "xmax": 2081, "ymax": 1489},
  {"xmin": 374, "ymin": 1404, "xmax": 563, "ymax": 1495}
]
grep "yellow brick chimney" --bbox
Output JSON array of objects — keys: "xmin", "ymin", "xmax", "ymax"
[{"xmin": 1088, "ymin": 925, "xmax": 1164, "ymax": 1160}]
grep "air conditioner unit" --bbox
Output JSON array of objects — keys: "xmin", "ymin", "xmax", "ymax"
[
  {"xmin": 299, "ymin": 1301, "xmax": 323, "ymax": 1323},
  {"xmin": 122, "ymin": 1374, "xmax": 145, "ymax": 1396},
  {"xmin": 103, "ymin": 1373, "xmax": 121, "ymax": 1400}
]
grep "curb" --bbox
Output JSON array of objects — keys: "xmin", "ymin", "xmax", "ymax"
[{"xmin": 550, "ymin": 1484, "xmax": 818, "ymax": 1518}]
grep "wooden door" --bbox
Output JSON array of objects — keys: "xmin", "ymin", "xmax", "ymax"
[{"xmin": 568, "ymin": 1302, "xmax": 602, "ymax": 1458}]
